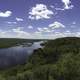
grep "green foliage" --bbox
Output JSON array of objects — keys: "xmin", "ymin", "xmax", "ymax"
[
  {"xmin": 0, "ymin": 37, "xmax": 80, "ymax": 80},
  {"xmin": 0, "ymin": 38, "xmax": 41, "ymax": 48}
]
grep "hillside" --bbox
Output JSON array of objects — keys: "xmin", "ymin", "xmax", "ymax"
[{"xmin": 0, "ymin": 37, "xmax": 80, "ymax": 80}]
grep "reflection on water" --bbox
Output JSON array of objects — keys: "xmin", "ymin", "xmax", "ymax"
[{"xmin": 0, "ymin": 41, "xmax": 43, "ymax": 69}]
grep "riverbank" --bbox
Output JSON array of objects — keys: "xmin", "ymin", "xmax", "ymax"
[{"xmin": 0, "ymin": 38, "xmax": 41, "ymax": 48}]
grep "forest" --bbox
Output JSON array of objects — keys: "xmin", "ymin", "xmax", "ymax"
[{"xmin": 0, "ymin": 37, "xmax": 80, "ymax": 80}]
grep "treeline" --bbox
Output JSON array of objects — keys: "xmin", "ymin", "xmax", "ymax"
[
  {"xmin": 0, "ymin": 38, "xmax": 41, "ymax": 48},
  {"xmin": 0, "ymin": 37, "xmax": 80, "ymax": 80}
]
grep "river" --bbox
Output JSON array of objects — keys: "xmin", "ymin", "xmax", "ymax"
[{"xmin": 0, "ymin": 41, "xmax": 43, "ymax": 69}]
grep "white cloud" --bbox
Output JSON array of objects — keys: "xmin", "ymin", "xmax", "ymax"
[
  {"xmin": 0, "ymin": 28, "xmax": 33, "ymax": 38},
  {"xmin": 37, "ymin": 27, "xmax": 51, "ymax": 33},
  {"xmin": 0, "ymin": 11, "xmax": 12, "ymax": 17},
  {"xmin": 7, "ymin": 21, "xmax": 17, "ymax": 24},
  {"xmin": 0, "ymin": 28, "xmax": 80, "ymax": 39},
  {"xmin": 36, "ymin": 21, "xmax": 65, "ymax": 34},
  {"xmin": 72, "ymin": 21, "xmax": 76, "ymax": 25},
  {"xmin": 50, "ymin": 5, "xmax": 54, "ymax": 8},
  {"xmin": 63, "ymin": 31, "xmax": 75, "ymax": 37},
  {"xmin": 49, "ymin": 21, "xmax": 65, "ymax": 29},
  {"xmin": 35, "ymin": 31, "xmax": 42, "ymax": 34},
  {"xmin": 37, "ymin": 27, "xmax": 44, "ymax": 32},
  {"xmin": 76, "ymin": 32, "xmax": 80, "ymax": 37},
  {"xmin": 62, "ymin": 0, "xmax": 74, "ymax": 10},
  {"xmin": 12, "ymin": 27, "xmax": 23, "ymax": 32},
  {"xmin": 29, "ymin": 4, "xmax": 54, "ymax": 20},
  {"xmin": 16, "ymin": 17, "xmax": 23, "ymax": 21},
  {"xmin": 55, "ymin": 8, "xmax": 65, "ymax": 11},
  {"xmin": 12, "ymin": 27, "xmax": 31, "ymax": 38},
  {"xmin": 28, "ymin": 25, "xmax": 33, "ymax": 29},
  {"xmin": 53, "ymin": 0, "xmax": 74, "ymax": 11},
  {"xmin": 0, "ymin": 31, "xmax": 6, "ymax": 34},
  {"xmin": 0, "ymin": 20, "xmax": 67, "ymax": 39},
  {"xmin": 43, "ymin": 27, "xmax": 51, "ymax": 32},
  {"xmin": 0, "ymin": 30, "xmax": 12, "ymax": 38}
]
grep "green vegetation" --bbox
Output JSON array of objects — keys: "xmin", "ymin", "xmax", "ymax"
[
  {"xmin": 0, "ymin": 37, "xmax": 80, "ymax": 80},
  {"xmin": 0, "ymin": 38, "xmax": 41, "ymax": 48}
]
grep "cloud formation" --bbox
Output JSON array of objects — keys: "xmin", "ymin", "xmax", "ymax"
[
  {"xmin": 53, "ymin": 0, "xmax": 74, "ymax": 11},
  {"xmin": 0, "ymin": 11, "xmax": 12, "ymax": 17},
  {"xmin": 7, "ymin": 21, "xmax": 17, "ymax": 24},
  {"xmin": 37, "ymin": 27, "xmax": 51, "ymax": 33},
  {"xmin": 29, "ymin": 4, "xmax": 54, "ymax": 20},
  {"xmin": 28, "ymin": 26, "xmax": 33, "ymax": 29},
  {"xmin": 0, "ymin": 28, "xmax": 80, "ymax": 39},
  {"xmin": 62, "ymin": 0, "xmax": 74, "ymax": 10},
  {"xmin": 2, "ymin": 21, "xmax": 65, "ymax": 39},
  {"xmin": 16, "ymin": 17, "xmax": 23, "ymax": 21},
  {"xmin": 49, "ymin": 21, "xmax": 65, "ymax": 29},
  {"xmin": 37, "ymin": 21, "xmax": 65, "ymax": 33},
  {"xmin": 12, "ymin": 27, "xmax": 30, "ymax": 38}
]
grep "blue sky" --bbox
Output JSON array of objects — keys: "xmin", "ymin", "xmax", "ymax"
[{"xmin": 0, "ymin": 0, "xmax": 80, "ymax": 39}]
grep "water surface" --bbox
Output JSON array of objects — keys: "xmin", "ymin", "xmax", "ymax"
[{"xmin": 0, "ymin": 41, "xmax": 43, "ymax": 69}]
